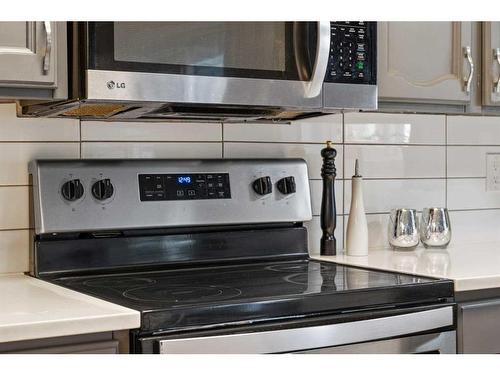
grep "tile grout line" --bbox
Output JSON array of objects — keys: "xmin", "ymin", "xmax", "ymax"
[
  {"xmin": 0, "ymin": 141, "xmax": 80, "ymax": 144},
  {"xmin": 221, "ymin": 140, "xmax": 448, "ymax": 146},
  {"xmin": 311, "ymin": 207, "xmax": 500, "ymax": 216},
  {"xmin": 221, "ymin": 122, "xmax": 225, "ymax": 158},
  {"xmin": 4, "ymin": 140, "xmax": 498, "ymax": 146},
  {"xmin": 79, "ymin": 140, "xmax": 223, "ymax": 144},
  {"xmin": 342, "ymin": 112, "xmax": 346, "ymax": 248},
  {"xmin": 445, "ymin": 115, "xmax": 448, "ymax": 209},
  {"xmin": 79, "ymin": 119, "xmax": 82, "ymax": 159}
]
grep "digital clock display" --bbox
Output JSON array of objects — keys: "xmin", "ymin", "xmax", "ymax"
[
  {"xmin": 139, "ymin": 173, "xmax": 230, "ymax": 201},
  {"xmin": 177, "ymin": 176, "xmax": 192, "ymax": 184}
]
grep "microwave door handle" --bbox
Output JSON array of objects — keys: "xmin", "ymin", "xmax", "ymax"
[{"xmin": 304, "ymin": 21, "xmax": 331, "ymax": 98}]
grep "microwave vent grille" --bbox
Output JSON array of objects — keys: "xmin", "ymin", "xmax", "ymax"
[{"xmin": 61, "ymin": 103, "xmax": 127, "ymax": 118}]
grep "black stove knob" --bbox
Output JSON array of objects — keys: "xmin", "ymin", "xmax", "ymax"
[
  {"xmin": 61, "ymin": 179, "xmax": 84, "ymax": 202},
  {"xmin": 252, "ymin": 176, "xmax": 272, "ymax": 195},
  {"xmin": 277, "ymin": 176, "xmax": 296, "ymax": 195},
  {"xmin": 92, "ymin": 179, "xmax": 114, "ymax": 200}
]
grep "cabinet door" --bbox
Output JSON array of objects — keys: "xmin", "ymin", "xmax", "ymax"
[
  {"xmin": 378, "ymin": 22, "xmax": 473, "ymax": 104},
  {"xmin": 482, "ymin": 22, "xmax": 500, "ymax": 106},
  {"xmin": 458, "ymin": 299, "xmax": 500, "ymax": 353},
  {"xmin": 0, "ymin": 22, "xmax": 57, "ymax": 87}
]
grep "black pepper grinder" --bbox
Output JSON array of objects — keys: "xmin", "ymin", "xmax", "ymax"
[{"xmin": 320, "ymin": 141, "xmax": 337, "ymax": 256}]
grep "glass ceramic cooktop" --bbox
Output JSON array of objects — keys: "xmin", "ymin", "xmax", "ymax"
[
  {"xmin": 50, "ymin": 259, "xmax": 453, "ymax": 333},
  {"xmin": 53, "ymin": 260, "xmax": 438, "ymax": 309}
]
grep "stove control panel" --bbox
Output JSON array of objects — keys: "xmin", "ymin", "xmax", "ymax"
[
  {"xmin": 29, "ymin": 159, "xmax": 312, "ymax": 234},
  {"xmin": 139, "ymin": 173, "xmax": 231, "ymax": 201}
]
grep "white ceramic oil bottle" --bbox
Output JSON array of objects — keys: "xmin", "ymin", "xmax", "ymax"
[{"xmin": 346, "ymin": 159, "xmax": 368, "ymax": 256}]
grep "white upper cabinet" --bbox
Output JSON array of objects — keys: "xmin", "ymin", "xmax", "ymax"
[
  {"xmin": 378, "ymin": 22, "xmax": 473, "ymax": 104},
  {"xmin": 0, "ymin": 22, "xmax": 67, "ymax": 100},
  {"xmin": 482, "ymin": 22, "xmax": 500, "ymax": 107}
]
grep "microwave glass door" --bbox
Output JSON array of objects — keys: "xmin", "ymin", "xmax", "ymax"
[{"xmin": 88, "ymin": 22, "xmax": 317, "ymax": 81}]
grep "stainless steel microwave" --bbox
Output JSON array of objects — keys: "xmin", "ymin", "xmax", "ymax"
[{"xmin": 21, "ymin": 22, "xmax": 377, "ymax": 121}]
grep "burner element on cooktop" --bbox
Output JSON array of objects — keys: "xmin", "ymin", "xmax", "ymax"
[
  {"xmin": 80, "ymin": 276, "xmax": 156, "ymax": 289},
  {"xmin": 265, "ymin": 263, "xmax": 331, "ymax": 273},
  {"xmin": 123, "ymin": 285, "xmax": 243, "ymax": 304}
]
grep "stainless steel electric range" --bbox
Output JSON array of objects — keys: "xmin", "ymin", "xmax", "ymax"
[{"xmin": 28, "ymin": 159, "xmax": 456, "ymax": 354}]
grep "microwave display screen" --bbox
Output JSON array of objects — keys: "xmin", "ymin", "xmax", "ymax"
[{"xmin": 113, "ymin": 22, "xmax": 286, "ymax": 72}]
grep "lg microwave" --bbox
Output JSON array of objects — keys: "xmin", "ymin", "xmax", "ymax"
[{"xmin": 21, "ymin": 22, "xmax": 377, "ymax": 121}]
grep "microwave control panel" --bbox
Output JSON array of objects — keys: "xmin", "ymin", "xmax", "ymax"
[{"xmin": 325, "ymin": 22, "xmax": 376, "ymax": 85}]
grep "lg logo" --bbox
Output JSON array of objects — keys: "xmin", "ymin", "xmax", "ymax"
[{"xmin": 106, "ymin": 80, "xmax": 126, "ymax": 89}]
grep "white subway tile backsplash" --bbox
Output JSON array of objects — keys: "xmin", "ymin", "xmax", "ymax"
[
  {"xmin": 224, "ymin": 143, "xmax": 343, "ymax": 179},
  {"xmin": 305, "ymin": 216, "xmax": 344, "ymax": 256},
  {"xmin": 448, "ymin": 116, "xmax": 500, "ymax": 145},
  {"xmin": 223, "ymin": 114, "xmax": 342, "ymax": 143},
  {"xmin": 82, "ymin": 142, "xmax": 222, "ymax": 159},
  {"xmin": 309, "ymin": 179, "xmax": 342, "ymax": 216},
  {"xmin": 0, "ymin": 230, "xmax": 29, "ymax": 274},
  {"xmin": 0, "ymin": 103, "xmax": 79, "ymax": 141},
  {"xmin": 0, "ymin": 187, "xmax": 29, "ymax": 230},
  {"xmin": 344, "ymin": 113, "xmax": 445, "ymax": 145},
  {"xmin": 447, "ymin": 178, "xmax": 500, "ymax": 210},
  {"xmin": 0, "ymin": 143, "xmax": 79, "ymax": 185},
  {"xmin": 449, "ymin": 210, "xmax": 500, "ymax": 244},
  {"xmin": 344, "ymin": 179, "xmax": 445, "ymax": 214},
  {"xmin": 3, "ymin": 101, "xmax": 500, "ymax": 274},
  {"xmin": 81, "ymin": 121, "xmax": 222, "ymax": 141},
  {"xmin": 447, "ymin": 146, "xmax": 500, "ymax": 178},
  {"xmin": 344, "ymin": 145, "xmax": 445, "ymax": 179}
]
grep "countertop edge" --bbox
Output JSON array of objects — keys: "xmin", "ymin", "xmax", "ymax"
[
  {"xmin": 0, "ymin": 312, "xmax": 141, "ymax": 344},
  {"xmin": 0, "ymin": 273, "xmax": 141, "ymax": 344}
]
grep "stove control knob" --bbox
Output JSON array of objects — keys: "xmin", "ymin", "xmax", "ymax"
[
  {"xmin": 277, "ymin": 176, "xmax": 296, "ymax": 195},
  {"xmin": 252, "ymin": 176, "xmax": 272, "ymax": 195},
  {"xmin": 61, "ymin": 179, "xmax": 84, "ymax": 202},
  {"xmin": 92, "ymin": 179, "xmax": 114, "ymax": 201}
]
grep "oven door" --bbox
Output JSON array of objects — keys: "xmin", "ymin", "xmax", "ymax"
[
  {"xmin": 85, "ymin": 22, "xmax": 330, "ymax": 109},
  {"xmin": 153, "ymin": 305, "xmax": 456, "ymax": 354}
]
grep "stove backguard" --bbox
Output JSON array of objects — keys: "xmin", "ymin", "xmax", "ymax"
[{"xmin": 29, "ymin": 159, "xmax": 312, "ymax": 234}]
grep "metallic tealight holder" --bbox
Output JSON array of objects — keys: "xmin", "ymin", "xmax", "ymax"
[
  {"xmin": 388, "ymin": 208, "xmax": 420, "ymax": 250},
  {"xmin": 419, "ymin": 208, "xmax": 452, "ymax": 249}
]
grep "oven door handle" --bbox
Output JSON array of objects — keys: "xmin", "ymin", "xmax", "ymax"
[
  {"xmin": 159, "ymin": 306, "xmax": 454, "ymax": 354},
  {"xmin": 302, "ymin": 21, "xmax": 330, "ymax": 99}
]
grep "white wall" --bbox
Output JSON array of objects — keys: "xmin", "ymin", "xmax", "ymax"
[{"xmin": 0, "ymin": 103, "xmax": 498, "ymax": 274}]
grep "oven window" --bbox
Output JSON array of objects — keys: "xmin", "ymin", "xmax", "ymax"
[{"xmin": 89, "ymin": 22, "xmax": 316, "ymax": 81}]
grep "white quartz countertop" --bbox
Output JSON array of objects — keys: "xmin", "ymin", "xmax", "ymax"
[
  {"xmin": 0, "ymin": 274, "xmax": 140, "ymax": 343},
  {"xmin": 313, "ymin": 242, "xmax": 500, "ymax": 292}
]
